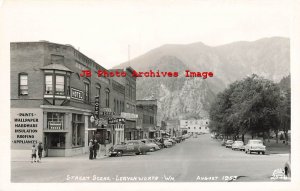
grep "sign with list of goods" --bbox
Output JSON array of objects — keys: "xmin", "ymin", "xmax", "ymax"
[{"xmin": 11, "ymin": 108, "xmax": 43, "ymax": 150}]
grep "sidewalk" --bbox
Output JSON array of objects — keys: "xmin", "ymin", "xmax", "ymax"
[{"xmin": 12, "ymin": 151, "xmax": 110, "ymax": 162}]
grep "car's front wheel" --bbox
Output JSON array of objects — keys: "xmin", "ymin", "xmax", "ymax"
[{"xmin": 117, "ymin": 151, "xmax": 123, "ymax": 157}]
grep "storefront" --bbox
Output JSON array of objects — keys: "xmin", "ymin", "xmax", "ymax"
[{"xmin": 41, "ymin": 105, "xmax": 91, "ymax": 157}]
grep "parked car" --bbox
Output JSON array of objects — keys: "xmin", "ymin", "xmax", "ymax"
[
  {"xmin": 166, "ymin": 138, "xmax": 176, "ymax": 145},
  {"xmin": 231, "ymin": 141, "xmax": 244, "ymax": 151},
  {"xmin": 109, "ymin": 140, "xmax": 150, "ymax": 156},
  {"xmin": 154, "ymin": 140, "xmax": 164, "ymax": 149},
  {"xmin": 175, "ymin": 136, "xmax": 182, "ymax": 143},
  {"xmin": 225, "ymin": 140, "xmax": 234, "ymax": 148},
  {"xmin": 141, "ymin": 139, "xmax": 160, "ymax": 151},
  {"xmin": 244, "ymin": 139, "xmax": 266, "ymax": 154},
  {"xmin": 163, "ymin": 140, "xmax": 173, "ymax": 148}
]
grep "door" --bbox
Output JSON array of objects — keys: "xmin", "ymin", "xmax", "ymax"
[{"xmin": 44, "ymin": 135, "xmax": 48, "ymax": 157}]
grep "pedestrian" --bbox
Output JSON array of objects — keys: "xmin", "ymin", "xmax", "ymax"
[
  {"xmin": 89, "ymin": 139, "xmax": 94, "ymax": 160},
  {"xmin": 104, "ymin": 139, "xmax": 107, "ymax": 156},
  {"xmin": 37, "ymin": 142, "xmax": 43, "ymax": 162},
  {"xmin": 93, "ymin": 140, "xmax": 99, "ymax": 159},
  {"xmin": 31, "ymin": 144, "xmax": 37, "ymax": 163}
]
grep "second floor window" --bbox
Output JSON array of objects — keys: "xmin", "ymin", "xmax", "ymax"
[
  {"xmin": 55, "ymin": 76, "xmax": 65, "ymax": 95},
  {"xmin": 105, "ymin": 89, "xmax": 110, "ymax": 107},
  {"xmin": 45, "ymin": 75, "xmax": 53, "ymax": 94},
  {"xmin": 84, "ymin": 83, "xmax": 90, "ymax": 102},
  {"xmin": 19, "ymin": 74, "xmax": 28, "ymax": 95},
  {"xmin": 45, "ymin": 74, "xmax": 70, "ymax": 96}
]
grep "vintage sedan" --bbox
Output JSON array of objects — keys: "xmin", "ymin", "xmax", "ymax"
[
  {"xmin": 109, "ymin": 140, "xmax": 150, "ymax": 157},
  {"xmin": 166, "ymin": 138, "xmax": 177, "ymax": 145},
  {"xmin": 163, "ymin": 140, "xmax": 173, "ymax": 148},
  {"xmin": 244, "ymin": 140, "xmax": 266, "ymax": 154},
  {"xmin": 225, "ymin": 140, "xmax": 234, "ymax": 148},
  {"xmin": 141, "ymin": 139, "xmax": 160, "ymax": 151},
  {"xmin": 231, "ymin": 141, "xmax": 244, "ymax": 151}
]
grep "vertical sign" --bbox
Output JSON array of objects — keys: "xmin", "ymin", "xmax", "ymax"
[{"xmin": 95, "ymin": 96, "xmax": 99, "ymax": 118}]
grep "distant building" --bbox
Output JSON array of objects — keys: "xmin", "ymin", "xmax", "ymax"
[
  {"xmin": 136, "ymin": 100, "xmax": 158, "ymax": 139},
  {"xmin": 180, "ymin": 119, "xmax": 210, "ymax": 134}
]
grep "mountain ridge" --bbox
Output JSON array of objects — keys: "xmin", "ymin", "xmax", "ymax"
[{"xmin": 113, "ymin": 37, "xmax": 290, "ymax": 122}]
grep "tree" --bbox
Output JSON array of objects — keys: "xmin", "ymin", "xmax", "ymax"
[{"xmin": 209, "ymin": 74, "xmax": 282, "ymax": 140}]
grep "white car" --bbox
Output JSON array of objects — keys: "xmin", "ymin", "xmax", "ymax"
[
  {"xmin": 231, "ymin": 141, "xmax": 244, "ymax": 151},
  {"xmin": 163, "ymin": 140, "xmax": 173, "ymax": 148},
  {"xmin": 244, "ymin": 140, "xmax": 266, "ymax": 154}
]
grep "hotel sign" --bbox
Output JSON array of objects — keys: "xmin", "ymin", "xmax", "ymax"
[
  {"xmin": 71, "ymin": 88, "xmax": 83, "ymax": 101},
  {"xmin": 95, "ymin": 96, "xmax": 99, "ymax": 117}
]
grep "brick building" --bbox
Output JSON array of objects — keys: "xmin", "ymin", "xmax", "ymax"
[
  {"xmin": 136, "ymin": 100, "xmax": 158, "ymax": 139},
  {"xmin": 110, "ymin": 68, "xmax": 139, "ymax": 141},
  {"xmin": 10, "ymin": 41, "xmax": 130, "ymax": 157}
]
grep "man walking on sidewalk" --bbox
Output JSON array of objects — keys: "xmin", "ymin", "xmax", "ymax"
[
  {"xmin": 37, "ymin": 142, "xmax": 43, "ymax": 162},
  {"xmin": 89, "ymin": 139, "xmax": 94, "ymax": 160},
  {"xmin": 93, "ymin": 140, "xmax": 99, "ymax": 159}
]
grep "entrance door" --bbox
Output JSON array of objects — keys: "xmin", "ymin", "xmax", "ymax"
[{"xmin": 44, "ymin": 135, "xmax": 48, "ymax": 157}]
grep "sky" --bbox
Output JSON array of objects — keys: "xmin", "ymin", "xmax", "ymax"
[{"xmin": 1, "ymin": 0, "xmax": 291, "ymax": 69}]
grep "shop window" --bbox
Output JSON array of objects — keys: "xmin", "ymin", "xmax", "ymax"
[
  {"xmin": 49, "ymin": 133, "xmax": 65, "ymax": 148},
  {"xmin": 105, "ymin": 88, "xmax": 110, "ymax": 107},
  {"xmin": 106, "ymin": 131, "xmax": 111, "ymax": 143},
  {"xmin": 19, "ymin": 73, "xmax": 28, "ymax": 95},
  {"xmin": 55, "ymin": 75, "xmax": 65, "ymax": 95},
  {"xmin": 47, "ymin": 112, "xmax": 64, "ymax": 130}
]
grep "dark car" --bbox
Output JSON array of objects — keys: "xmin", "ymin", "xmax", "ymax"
[
  {"xmin": 109, "ymin": 140, "xmax": 150, "ymax": 157},
  {"xmin": 175, "ymin": 136, "xmax": 182, "ymax": 143}
]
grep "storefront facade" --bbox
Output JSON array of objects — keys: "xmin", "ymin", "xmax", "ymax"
[{"xmin": 10, "ymin": 41, "xmax": 130, "ymax": 157}]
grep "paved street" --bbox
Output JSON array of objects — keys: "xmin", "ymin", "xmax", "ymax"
[{"xmin": 11, "ymin": 134, "xmax": 289, "ymax": 182}]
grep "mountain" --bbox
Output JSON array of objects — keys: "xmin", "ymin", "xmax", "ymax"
[{"xmin": 114, "ymin": 37, "xmax": 290, "ymax": 123}]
